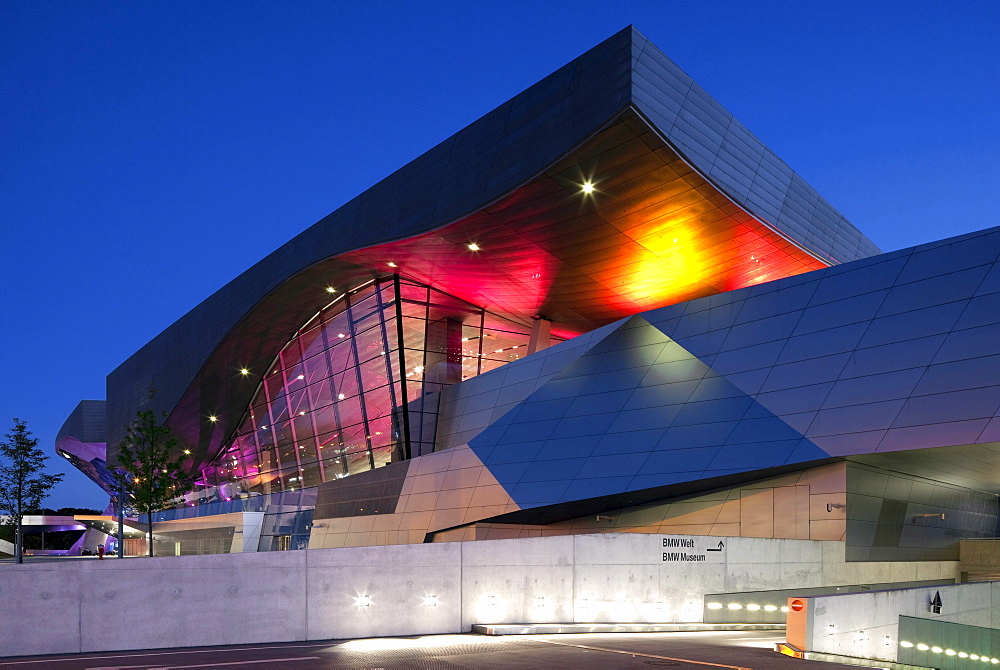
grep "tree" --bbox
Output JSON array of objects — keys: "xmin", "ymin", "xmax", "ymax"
[
  {"xmin": 111, "ymin": 396, "xmax": 195, "ymax": 557},
  {"xmin": 0, "ymin": 418, "xmax": 64, "ymax": 564}
]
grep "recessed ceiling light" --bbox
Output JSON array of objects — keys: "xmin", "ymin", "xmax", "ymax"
[
  {"xmin": 209, "ymin": 416, "xmax": 218, "ymax": 422},
  {"xmin": 239, "ymin": 368, "xmax": 250, "ymax": 376},
  {"xmin": 325, "ymin": 286, "xmax": 336, "ymax": 293},
  {"xmin": 467, "ymin": 242, "xmax": 480, "ymax": 251},
  {"xmin": 581, "ymin": 181, "xmax": 595, "ymax": 194},
  {"xmin": 387, "ymin": 262, "xmax": 397, "ymax": 268}
]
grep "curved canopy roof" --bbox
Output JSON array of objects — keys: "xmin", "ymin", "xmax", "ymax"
[{"xmin": 106, "ymin": 27, "xmax": 880, "ymax": 472}]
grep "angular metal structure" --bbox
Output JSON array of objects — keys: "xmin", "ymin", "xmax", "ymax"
[{"xmin": 63, "ymin": 27, "xmax": 998, "ymax": 561}]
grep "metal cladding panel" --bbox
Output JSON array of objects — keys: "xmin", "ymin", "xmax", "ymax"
[
  {"xmin": 846, "ymin": 462, "xmax": 1000, "ymax": 561},
  {"xmin": 105, "ymin": 26, "xmax": 879, "ymax": 469},
  {"xmin": 56, "ymin": 399, "xmax": 107, "ymax": 444},
  {"xmin": 467, "ymin": 315, "xmax": 830, "ymax": 510},
  {"xmin": 646, "ymin": 226, "xmax": 1000, "ymax": 460},
  {"xmin": 55, "ymin": 400, "xmax": 114, "ymax": 494},
  {"xmin": 630, "ymin": 27, "xmax": 880, "ymax": 266},
  {"xmin": 449, "ymin": 226, "xmax": 1000, "ymax": 511},
  {"xmin": 313, "ymin": 459, "xmax": 411, "ymax": 519}
]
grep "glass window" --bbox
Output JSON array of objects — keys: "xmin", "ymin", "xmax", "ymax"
[
  {"xmin": 292, "ymin": 412, "xmax": 315, "ymax": 442},
  {"xmin": 204, "ymin": 275, "xmax": 563, "ymax": 497},
  {"xmin": 298, "ymin": 325, "xmax": 326, "ymax": 361},
  {"xmin": 302, "ymin": 350, "xmax": 330, "ymax": 383},
  {"xmin": 300, "ymin": 462, "xmax": 323, "ymax": 489}
]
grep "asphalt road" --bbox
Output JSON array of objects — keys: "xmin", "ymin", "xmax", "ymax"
[{"xmin": 0, "ymin": 631, "xmax": 869, "ymax": 669}]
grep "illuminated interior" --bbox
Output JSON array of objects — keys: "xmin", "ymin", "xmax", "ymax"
[
  {"xmin": 197, "ymin": 276, "xmax": 563, "ymax": 497},
  {"xmin": 167, "ymin": 110, "xmax": 832, "ymax": 481}
]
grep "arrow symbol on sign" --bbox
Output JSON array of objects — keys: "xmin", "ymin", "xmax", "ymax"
[
  {"xmin": 930, "ymin": 591, "xmax": 943, "ymax": 613},
  {"xmin": 707, "ymin": 541, "xmax": 725, "ymax": 552}
]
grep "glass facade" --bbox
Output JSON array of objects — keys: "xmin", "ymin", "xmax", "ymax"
[{"xmin": 195, "ymin": 275, "xmax": 555, "ymax": 501}]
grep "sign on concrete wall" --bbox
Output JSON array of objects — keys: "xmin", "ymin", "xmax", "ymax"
[{"xmin": 661, "ymin": 537, "xmax": 725, "ymax": 562}]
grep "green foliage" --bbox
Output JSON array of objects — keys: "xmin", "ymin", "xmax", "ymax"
[
  {"xmin": 111, "ymin": 394, "xmax": 195, "ymax": 556},
  {"xmin": 30, "ymin": 507, "xmax": 102, "ymax": 516},
  {"xmin": 0, "ymin": 418, "xmax": 64, "ymax": 520},
  {"xmin": 0, "ymin": 418, "xmax": 64, "ymax": 562}
]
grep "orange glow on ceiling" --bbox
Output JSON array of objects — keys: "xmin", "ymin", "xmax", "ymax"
[
  {"xmin": 337, "ymin": 111, "xmax": 827, "ymax": 336},
  {"xmin": 169, "ymin": 110, "xmax": 833, "ymax": 467}
]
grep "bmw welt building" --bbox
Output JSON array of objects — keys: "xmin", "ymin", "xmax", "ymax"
[{"xmin": 49, "ymin": 27, "xmax": 1000, "ymax": 659}]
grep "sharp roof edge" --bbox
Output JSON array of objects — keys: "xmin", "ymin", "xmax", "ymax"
[{"xmin": 105, "ymin": 26, "xmax": 880, "ymax": 448}]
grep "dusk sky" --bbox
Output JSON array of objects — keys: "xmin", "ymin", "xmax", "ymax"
[{"xmin": 2, "ymin": 1, "xmax": 997, "ymax": 510}]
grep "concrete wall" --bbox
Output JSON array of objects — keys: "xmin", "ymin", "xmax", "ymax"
[
  {"xmin": 793, "ymin": 581, "xmax": 1000, "ymax": 662},
  {"xmin": 0, "ymin": 533, "xmax": 958, "ymax": 658},
  {"xmin": 960, "ymin": 539, "xmax": 1000, "ymax": 580},
  {"xmin": 312, "ymin": 450, "xmax": 850, "ymax": 549},
  {"xmin": 449, "ymin": 462, "xmax": 847, "ymax": 543}
]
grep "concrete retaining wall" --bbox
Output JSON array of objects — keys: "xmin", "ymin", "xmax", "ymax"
[
  {"xmin": 793, "ymin": 581, "xmax": 1000, "ymax": 662},
  {"xmin": 0, "ymin": 533, "xmax": 958, "ymax": 657}
]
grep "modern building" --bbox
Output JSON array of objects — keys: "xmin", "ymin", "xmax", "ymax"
[{"xmin": 58, "ymin": 26, "xmax": 999, "ymax": 565}]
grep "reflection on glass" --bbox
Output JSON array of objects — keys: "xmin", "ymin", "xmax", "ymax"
[{"xmin": 196, "ymin": 275, "xmax": 561, "ymax": 499}]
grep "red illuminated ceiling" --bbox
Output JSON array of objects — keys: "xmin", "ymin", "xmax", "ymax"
[
  {"xmin": 167, "ymin": 110, "xmax": 829, "ymax": 467},
  {"xmin": 335, "ymin": 111, "xmax": 828, "ymax": 338}
]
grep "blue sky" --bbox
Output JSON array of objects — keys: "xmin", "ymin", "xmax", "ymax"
[{"xmin": 2, "ymin": 1, "xmax": 997, "ymax": 509}]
